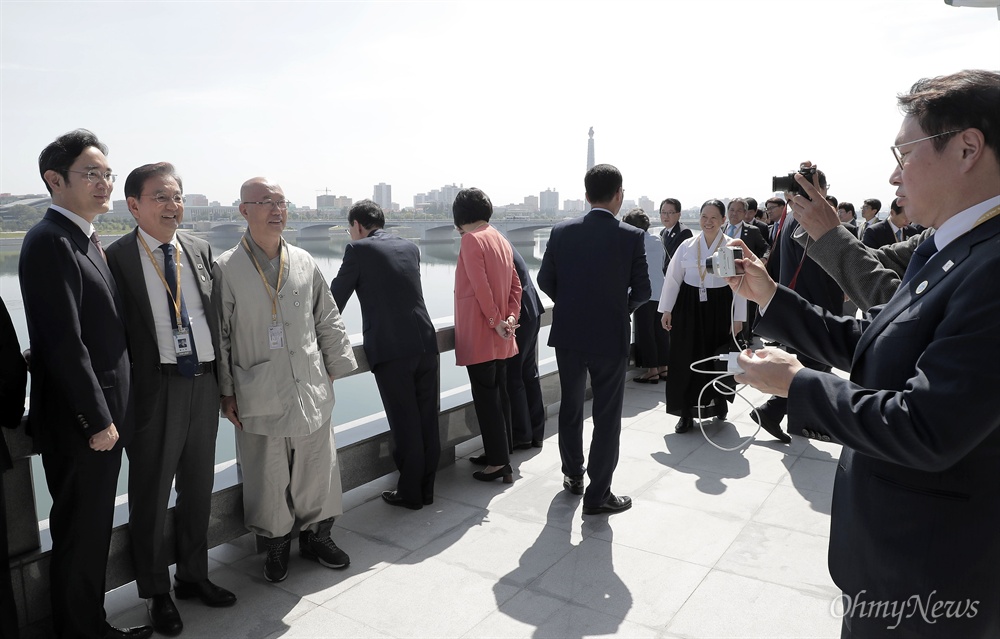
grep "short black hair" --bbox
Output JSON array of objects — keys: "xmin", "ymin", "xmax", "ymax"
[
  {"xmin": 659, "ymin": 198, "xmax": 681, "ymax": 213},
  {"xmin": 864, "ymin": 198, "xmax": 882, "ymax": 212},
  {"xmin": 890, "ymin": 198, "xmax": 903, "ymax": 215},
  {"xmin": 621, "ymin": 207, "xmax": 650, "ymax": 231},
  {"xmin": 38, "ymin": 128, "xmax": 109, "ymax": 194},
  {"xmin": 838, "ymin": 202, "xmax": 856, "ymax": 219},
  {"xmin": 124, "ymin": 162, "xmax": 183, "ymax": 200},
  {"xmin": 348, "ymin": 199, "xmax": 385, "ymax": 230},
  {"xmin": 701, "ymin": 199, "xmax": 726, "ymax": 218},
  {"xmin": 452, "ymin": 187, "xmax": 493, "ymax": 227},
  {"xmin": 825, "ymin": 195, "xmax": 839, "ymax": 208},
  {"xmin": 584, "ymin": 164, "xmax": 622, "ymax": 204},
  {"xmin": 745, "ymin": 197, "xmax": 758, "ymax": 212}
]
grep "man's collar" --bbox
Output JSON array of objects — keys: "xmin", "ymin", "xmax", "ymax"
[
  {"xmin": 933, "ymin": 195, "xmax": 1000, "ymax": 252},
  {"xmin": 137, "ymin": 225, "xmax": 178, "ymax": 251},
  {"xmin": 49, "ymin": 204, "xmax": 94, "ymax": 237}
]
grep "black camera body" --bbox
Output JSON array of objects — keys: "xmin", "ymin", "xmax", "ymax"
[{"xmin": 772, "ymin": 166, "xmax": 818, "ymax": 198}]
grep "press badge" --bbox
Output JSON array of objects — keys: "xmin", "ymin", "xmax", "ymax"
[
  {"xmin": 699, "ymin": 286, "xmax": 708, "ymax": 302},
  {"xmin": 269, "ymin": 324, "xmax": 285, "ymax": 349},
  {"xmin": 173, "ymin": 328, "xmax": 193, "ymax": 356}
]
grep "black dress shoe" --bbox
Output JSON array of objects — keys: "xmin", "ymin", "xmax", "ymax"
[
  {"xmin": 512, "ymin": 441, "xmax": 533, "ymax": 450},
  {"xmin": 469, "ymin": 454, "xmax": 488, "ymax": 466},
  {"xmin": 751, "ymin": 408, "xmax": 791, "ymax": 444},
  {"xmin": 381, "ymin": 490, "xmax": 423, "ymax": 510},
  {"xmin": 582, "ymin": 494, "xmax": 633, "ymax": 516},
  {"xmin": 563, "ymin": 474, "xmax": 584, "ymax": 495},
  {"xmin": 473, "ymin": 464, "xmax": 514, "ymax": 483},
  {"xmin": 674, "ymin": 417, "xmax": 694, "ymax": 433},
  {"xmin": 105, "ymin": 624, "xmax": 155, "ymax": 639},
  {"xmin": 146, "ymin": 593, "xmax": 182, "ymax": 636},
  {"xmin": 173, "ymin": 577, "xmax": 237, "ymax": 608}
]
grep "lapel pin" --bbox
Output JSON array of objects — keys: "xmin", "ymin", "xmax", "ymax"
[
  {"xmin": 916, "ymin": 281, "xmax": 928, "ymax": 294},
  {"xmin": 943, "ymin": 260, "xmax": 954, "ymax": 271}
]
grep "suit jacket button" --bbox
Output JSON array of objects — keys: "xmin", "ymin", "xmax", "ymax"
[
  {"xmin": 820, "ymin": 435, "xmax": 832, "ymax": 442},
  {"xmin": 801, "ymin": 428, "xmax": 812, "ymax": 438}
]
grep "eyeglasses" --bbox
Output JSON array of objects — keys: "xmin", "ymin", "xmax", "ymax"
[
  {"xmin": 765, "ymin": 205, "xmax": 784, "ymax": 213},
  {"xmin": 243, "ymin": 199, "xmax": 289, "ymax": 210},
  {"xmin": 661, "ymin": 210, "xmax": 680, "ymax": 215},
  {"xmin": 142, "ymin": 194, "xmax": 185, "ymax": 205},
  {"xmin": 891, "ymin": 129, "xmax": 962, "ymax": 171},
  {"xmin": 67, "ymin": 169, "xmax": 117, "ymax": 184}
]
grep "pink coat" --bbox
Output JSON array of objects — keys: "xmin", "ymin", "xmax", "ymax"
[{"xmin": 454, "ymin": 225, "xmax": 522, "ymax": 366}]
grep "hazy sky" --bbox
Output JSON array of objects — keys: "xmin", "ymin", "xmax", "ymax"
[{"xmin": 1, "ymin": 0, "xmax": 997, "ymax": 212}]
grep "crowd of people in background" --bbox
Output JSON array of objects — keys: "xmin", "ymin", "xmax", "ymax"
[{"xmin": 1, "ymin": 68, "xmax": 998, "ymax": 639}]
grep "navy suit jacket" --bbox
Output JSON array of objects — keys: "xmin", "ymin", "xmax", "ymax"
[
  {"xmin": 861, "ymin": 219, "xmax": 918, "ymax": 249},
  {"xmin": 537, "ymin": 209, "xmax": 650, "ymax": 358},
  {"xmin": 18, "ymin": 209, "xmax": 132, "ymax": 455},
  {"xmin": 331, "ymin": 229, "xmax": 437, "ymax": 368},
  {"xmin": 105, "ymin": 229, "xmax": 218, "ymax": 429},
  {"xmin": 757, "ymin": 213, "xmax": 1000, "ymax": 636},
  {"xmin": 660, "ymin": 223, "xmax": 693, "ymax": 274},
  {"xmin": 511, "ymin": 247, "xmax": 543, "ymax": 323}
]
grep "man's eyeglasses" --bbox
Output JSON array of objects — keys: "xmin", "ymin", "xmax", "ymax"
[
  {"xmin": 765, "ymin": 205, "xmax": 784, "ymax": 213},
  {"xmin": 243, "ymin": 200, "xmax": 289, "ymax": 210},
  {"xmin": 67, "ymin": 169, "xmax": 117, "ymax": 184},
  {"xmin": 891, "ymin": 129, "xmax": 962, "ymax": 171},
  {"xmin": 142, "ymin": 194, "xmax": 185, "ymax": 205}
]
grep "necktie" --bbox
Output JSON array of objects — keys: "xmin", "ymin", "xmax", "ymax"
[
  {"xmin": 161, "ymin": 243, "xmax": 199, "ymax": 377},
  {"xmin": 900, "ymin": 235, "xmax": 937, "ymax": 286},
  {"xmin": 90, "ymin": 231, "xmax": 106, "ymax": 262},
  {"xmin": 895, "ymin": 229, "xmax": 903, "ymax": 242},
  {"xmin": 729, "ymin": 224, "xmax": 739, "ymax": 238}
]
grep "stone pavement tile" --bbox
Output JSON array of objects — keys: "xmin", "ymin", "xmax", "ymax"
[
  {"xmin": 780, "ymin": 456, "xmax": 838, "ymax": 495},
  {"xmin": 753, "ymin": 485, "xmax": 832, "ymax": 537},
  {"xmin": 488, "ymin": 474, "xmax": 588, "ymax": 533},
  {"xmin": 109, "ymin": 564, "xmax": 316, "ymax": 639},
  {"xmin": 104, "ymin": 581, "xmax": 141, "ymax": 621},
  {"xmin": 469, "ymin": 588, "xmax": 659, "ymax": 638},
  {"xmin": 225, "ymin": 526, "xmax": 412, "ymax": 607},
  {"xmin": 324, "ymin": 555, "xmax": 521, "ymax": 638},
  {"xmin": 335, "ymin": 488, "xmax": 488, "ymax": 551},
  {"xmin": 715, "ymin": 521, "xmax": 839, "ymax": 599},
  {"xmin": 677, "ymin": 435, "xmax": 797, "ymax": 485},
  {"xmin": 261, "ymin": 606, "xmax": 393, "ymax": 639},
  {"xmin": 428, "ymin": 460, "xmax": 535, "ymax": 508},
  {"xmin": 640, "ymin": 466, "xmax": 776, "ymax": 519},
  {"xmin": 207, "ymin": 536, "xmax": 256, "ymax": 566},
  {"xmin": 528, "ymin": 535, "xmax": 710, "ymax": 629},
  {"xmin": 665, "ymin": 570, "xmax": 839, "ymax": 639},
  {"xmin": 406, "ymin": 509, "xmax": 581, "ymax": 588},
  {"xmin": 586, "ymin": 500, "xmax": 747, "ymax": 568}
]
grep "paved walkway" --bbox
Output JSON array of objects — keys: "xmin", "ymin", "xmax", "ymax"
[{"xmin": 107, "ymin": 377, "xmax": 843, "ymax": 638}]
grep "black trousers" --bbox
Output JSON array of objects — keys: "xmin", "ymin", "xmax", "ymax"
[
  {"xmin": 1, "ymin": 469, "xmax": 18, "ymax": 639},
  {"xmin": 43, "ymin": 447, "xmax": 123, "ymax": 639},
  {"xmin": 466, "ymin": 360, "xmax": 512, "ymax": 467},
  {"xmin": 554, "ymin": 348, "xmax": 626, "ymax": 507},
  {"xmin": 506, "ymin": 313, "xmax": 545, "ymax": 444},
  {"xmin": 759, "ymin": 348, "xmax": 830, "ymax": 424},
  {"xmin": 373, "ymin": 351, "xmax": 441, "ymax": 503}
]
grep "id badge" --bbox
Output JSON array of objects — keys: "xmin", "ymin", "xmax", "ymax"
[
  {"xmin": 173, "ymin": 328, "xmax": 193, "ymax": 356},
  {"xmin": 699, "ymin": 286, "xmax": 708, "ymax": 302},
  {"xmin": 268, "ymin": 324, "xmax": 285, "ymax": 349}
]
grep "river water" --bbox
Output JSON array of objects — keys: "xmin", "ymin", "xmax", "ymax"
[{"xmin": 0, "ymin": 225, "xmax": 554, "ymax": 517}]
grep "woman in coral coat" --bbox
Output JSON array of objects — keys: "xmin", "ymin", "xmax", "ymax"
[{"xmin": 452, "ymin": 188, "xmax": 522, "ymax": 483}]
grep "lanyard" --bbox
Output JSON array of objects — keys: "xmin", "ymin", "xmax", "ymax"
[
  {"xmin": 137, "ymin": 232, "xmax": 183, "ymax": 327},
  {"xmin": 242, "ymin": 237, "xmax": 285, "ymax": 324}
]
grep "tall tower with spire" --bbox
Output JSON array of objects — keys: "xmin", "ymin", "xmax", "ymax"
[{"xmin": 587, "ymin": 127, "xmax": 595, "ymax": 170}]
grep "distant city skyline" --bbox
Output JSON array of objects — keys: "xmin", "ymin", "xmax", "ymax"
[{"xmin": 1, "ymin": 1, "xmax": 997, "ymax": 215}]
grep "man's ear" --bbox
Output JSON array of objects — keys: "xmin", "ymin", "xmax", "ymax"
[
  {"xmin": 956, "ymin": 127, "xmax": 985, "ymax": 170},
  {"xmin": 43, "ymin": 169, "xmax": 62, "ymax": 192}
]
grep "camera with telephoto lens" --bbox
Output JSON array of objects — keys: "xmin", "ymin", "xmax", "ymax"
[
  {"xmin": 705, "ymin": 244, "xmax": 743, "ymax": 278},
  {"xmin": 772, "ymin": 165, "xmax": 819, "ymax": 198}
]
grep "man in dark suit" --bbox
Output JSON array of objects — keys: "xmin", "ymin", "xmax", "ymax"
[
  {"xmin": 861, "ymin": 197, "xmax": 917, "ymax": 248},
  {"xmin": 1, "ymin": 297, "xmax": 27, "ymax": 639},
  {"xmin": 507, "ymin": 247, "xmax": 546, "ymax": 449},
  {"xmin": 752, "ymin": 171, "xmax": 844, "ymax": 444},
  {"xmin": 537, "ymin": 164, "xmax": 650, "ymax": 515},
  {"xmin": 856, "ymin": 198, "xmax": 880, "ymax": 241},
  {"xmin": 106, "ymin": 163, "xmax": 236, "ymax": 637},
  {"xmin": 19, "ymin": 130, "xmax": 151, "ymax": 639},
  {"xmin": 725, "ymin": 198, "xmax": 768, "ymax": 344},
  {"xmin": 743, "ymin": 197, "xmax": 771, "ymax": 250},
  {"xmin": 659, "ymin": 197, "xmax": 692, "ymax": 275},
  {"xmin": 730, "ymin": 69, "xmax": 1000, "ymax": 638},
  {"xmin": 331, "ymin": 200, "xmax": 440, "ymax": 510},
  {"xmin": 763, "ymin": 197, "xmax": 787, "ymax": 281}
]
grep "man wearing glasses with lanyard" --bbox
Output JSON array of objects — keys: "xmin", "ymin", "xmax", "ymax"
[
  {"xmin": 213, "ymin": 178, "xmax": 357, "ymax": 584},
  {"xmin": 107, "ymin": 163, "xmax": 236, "ymax": 636}
]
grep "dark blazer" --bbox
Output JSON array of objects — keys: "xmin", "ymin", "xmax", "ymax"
[
  {"xmin": 106, "ymin": 229, "xmax": 217, "ymax": 428},
  {"xmin": 19, "ymin": 209, "xmax": 132, "ymax": 454},
  {"xmin": 733, "ymin": 222, "xmax": 768, "ymax": 259},
  {"xmin": 757, "ymin": 213, "xmax": 1000, "ymax": 637},
  {"xmin": 0, "ymin": 298, "xmax": 27, "ymax": 471},
  {"xmin": 861, "ymin": 219, "xmax": 918, "ymax": 249},
  {"xmin": 331, "ymin": 228, "xmax": 438, "ymax": 367},
  {"xmin": 512, "ymin": 248, "xmax": 543, "ymax": 324},
  {"xmin": 749, "ymin": 218, "xmax": 771, "ymax": 249},
  {"xmin": 660, "ymin": 223, "xmax": 693, "ymax": 274},
  {"xmin": 778, "ymin": 217, "xmax": 843, "ymax": 315},
  {"xmin": 538, "ymin": 209, "xmax": 650, "ymax": 358}
]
